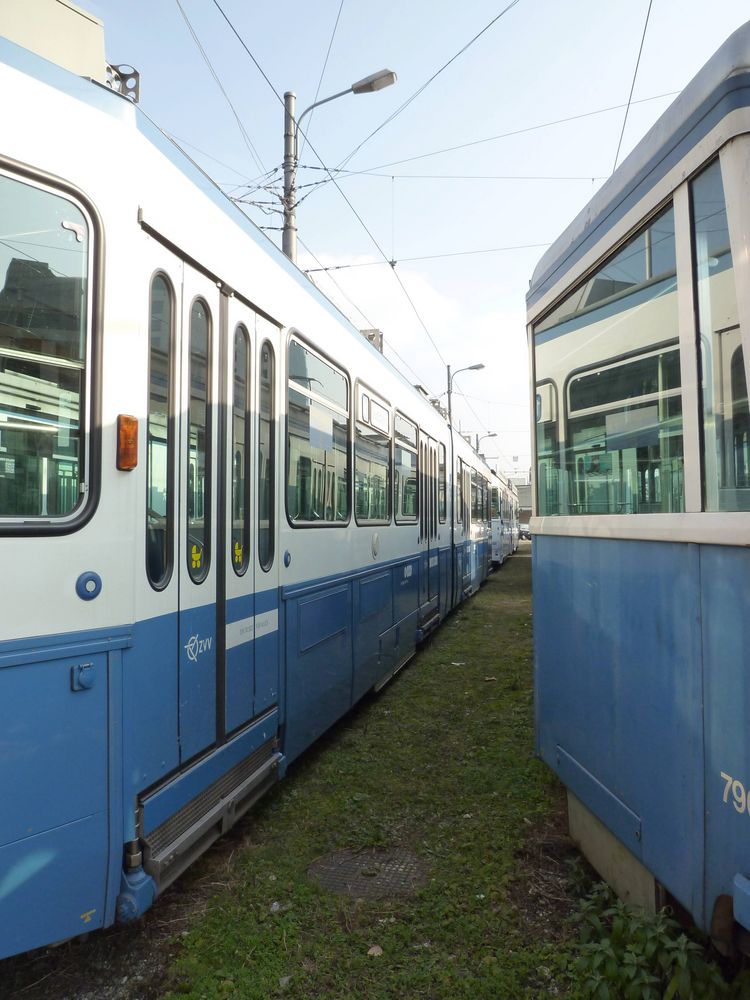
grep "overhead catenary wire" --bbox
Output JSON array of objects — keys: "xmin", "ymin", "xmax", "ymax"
[
  {"xmin": 211, "ymin": 0, "xmax": 448, "ymax": 373},
  {"xmin": 299, "ymin": 0, "xmax": 346, "ymax": 159},
  {"xmin": 304, "ymin": 241, "xmax": 551, "ymax": 273},
  {"xmin": 174, "ymin": 0, "xmax": 267, "ymax": 176},
  {"xmin": 345, "ymin": 91, "xmax": 678, "ymax": 175},
  {"xmin": 336, "ymin": 0, "xmax": 522, "ymax": 170},
  {"xmin": 612, "ymin": 0, "xmax": 654, "ymax": 173}
]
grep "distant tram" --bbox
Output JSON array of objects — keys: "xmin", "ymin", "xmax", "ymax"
[
  {"xmin": 529, "ymin": 20, "xmax": 750, "ymax": 952},
  {"xmin": 0, "ymin": 6, "xmax": 510, "ymax": 960}
]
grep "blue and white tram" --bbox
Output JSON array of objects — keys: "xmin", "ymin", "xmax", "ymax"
[
  {"xmin": 490, "ymin": 471, "xmax": 519, "ymax": 566},
  {"xmin": 529, "ymin": 20, "xmax": 750, "ymax": 951},
  {"xmin": 0, "ymin": 16, "xmax": 498, "ymax": 959}
]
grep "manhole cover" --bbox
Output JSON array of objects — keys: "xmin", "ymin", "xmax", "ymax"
[{"xmin": 308, "ymin": 847, "xmax": 430, "ymax": 898}]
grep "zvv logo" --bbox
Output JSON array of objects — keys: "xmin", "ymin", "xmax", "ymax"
[{"xmin": 184, "ymin": 634, "xmax": 213, "ymax": 662}]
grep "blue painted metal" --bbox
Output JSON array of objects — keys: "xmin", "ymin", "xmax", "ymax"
[
  {"xmin": 123, "ymin": 614, "xmax": 179, "ymax": 801},
  {"xmin": 700, "ymin": 545, "xmax": 750, "ymax": 932},
  {"xmin": 533, "ymin": 535, "xmax": 705, "ymax": 921},
  {"xmin": 0, "ymin": 649, "xmax": 109, "ymax": 959},
  {"xmin": 75, "ymin": 570, "xmax": 102, "ymax": 601},
  {"xmin": 254, "ymin": 588, "xmax": 279, "ymax": 717},
  {"xmin": 556, "ymin": 745, "xmax": 642, "ymax": 856},
  {"xmin": 140, "ymin": 708, "xmax": 279, "ymax": 835},
  {"xmin": 116, "ymin": 868, "xmax": 157, "ymax": 923},
  {"xmin": 733, "ymin": 875, "xmax": 750, "ymax": 931},
  {"xmin": 178, "ymin": 602, "xmax": 217, "ymax": 762},
  {"xmin": 225, "ymin": 593, "xmax": 255, "ymax": 734},
  {"xmin": 284, "ymin": 582, "xmax": 353, "ymax": 763},
  {"xmin": 352, "ymin": 569, "xmax": 393, "ymax": 702}
]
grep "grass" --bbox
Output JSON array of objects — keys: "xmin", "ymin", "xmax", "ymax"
[{"xmin": 160, "ymin": 547, "xmax": 579, "ymax": 999}]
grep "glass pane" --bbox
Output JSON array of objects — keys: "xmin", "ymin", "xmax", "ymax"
[
  {"xmin": 395, "ymin": 445, "xmax": 418, "ymax": 522},
  {"xmin": 692, "ymin": 159, "xmax": 748, "ymax": 511},
  {"xmin": 355, "ymin": 426, "xmax": 390, "ymax": 522},
  {"xmin": 258, "ymin": 341, "xmax": 274, "ymax": 569},
  {"xmin": 395, "ymin": 413, "xmax": 417, "ymax": 447},
  {"xmin": 288, "ymin": 339, "xmax": 347, "ymax": 410},
  {"xmin": 188, "ymin": 299, "xmax": 210, "ymax": 581},
  {"xmin": 146, "ymin": 275, "xmax": 172, "ymax": 586},
  {"xmin": 232, "ymin": 325, "xmax": 250, "ymax": 574},
  {"xmin": 287, "ymin": 387, "xmax": 349, "ymax": 522},
  {"xmin": 0, "ymin": 173, "xmax": 88, "ymax": 518},
  {"xmin": 533, "ymin": 205, "xmax": 683, "ymax": 515}
]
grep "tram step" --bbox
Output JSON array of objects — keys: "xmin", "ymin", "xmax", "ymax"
[{"xmin": 141, "ymin": 738, "xmax": 282, "ymax": 890}]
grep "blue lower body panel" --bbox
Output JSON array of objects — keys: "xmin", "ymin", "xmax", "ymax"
[{"xmin": 533, "ymin": 534, "xmax": 704, "ymax": 924}]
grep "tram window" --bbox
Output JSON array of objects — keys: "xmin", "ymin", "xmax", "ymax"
[
  {"xmin": 394, "ymin": 446, "xmax": 417, "ymax": 522},
  {"xmin": 355, "ymin": 427, "xmax": 390, "ymax": 523},
  {"xmin": 394, "ymin": 412, "xmax": 418, "ymax": 523},
  {"xmin": 691, "ymin": 159, "xmax": 749, "ymax": 511},
  {"xmin": 232, "ymin": 325, "xmax": 251, "ymax": 574},
  {"xmin": 146, "ymin": 274, "xmax": 173, "ymax": 588},
  {"xmin": 187, "ymin": 299, "xmax": 211, "ymax": 582},
  {"xmin": 287, "ymin": 338, "xmax": 349, "ymax": 525},
  {"xmin": 533, "ymin": 204, "xmax": 684, "ymax": 515},
  {"xmin": 258, "ymin": 340, "xmax": 275, "ymax": 569},
  {"xmin": 438, "ymin": 443, "xmax": 446, "ymax": 522},
  {"xmin": 0, "ymin": 173, "xmax": 90, "ymax": 520}
]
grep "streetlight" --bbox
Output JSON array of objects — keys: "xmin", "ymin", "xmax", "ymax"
[
  {"xmin": 476, "ymin": 431, "xmax": 497, "ymax": 453},
  {"xmin": 446, "ymin": 363, "xmax": 484, "ymax": 431},
  {"xmin": 282, "ymin": 69, "xmax": 397, "ymax": 263}
]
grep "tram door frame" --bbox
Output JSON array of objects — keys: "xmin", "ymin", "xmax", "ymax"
[
  {"xmin": 418, "ymin": 433, "xmax": 439, "ymax": 621},
  {"xmin": 176, "ymin": 265, "xmax": 223, "ymax": 763}
]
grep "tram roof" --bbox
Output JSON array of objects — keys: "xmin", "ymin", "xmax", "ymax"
[{"xmin": 527, "ymin": 19, "xmax": 750, "ymax": 313}]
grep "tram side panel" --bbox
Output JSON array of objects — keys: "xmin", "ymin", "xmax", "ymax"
[{"xmin": 701, "ymin": 545, "xmax": 750, "ymax": 933}]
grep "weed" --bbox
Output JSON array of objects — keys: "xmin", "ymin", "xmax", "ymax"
[{"xmin": 570, "ymin": 883, "xmax": 750, "ymax": 999}]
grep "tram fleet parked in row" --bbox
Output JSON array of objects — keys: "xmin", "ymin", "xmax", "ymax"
[
  {"xmin": 530, "ymin": 19, "xmax": 750, "ymax": 955},
  {"xmin": 0, "ymin": 5, "xmax": 518, "ymax": 960}
]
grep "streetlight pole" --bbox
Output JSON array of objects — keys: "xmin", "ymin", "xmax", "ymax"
[
  {"xmin": 282, "ymin": 69, "xmax": 397, "ymax": 263},
  {"xmin": 476, "ymin": 431, "xmax": 497, "ymax": 453},
  {"xmin": 446, "ymin": 362, "xmax": 484, "ymax": 607}
]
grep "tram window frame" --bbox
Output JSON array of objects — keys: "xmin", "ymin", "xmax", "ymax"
[
  {"xmin": 231, "ymin": 324, "xmax": 251, "ymax": 575},
  {"xmin": 286, "ymin": 335, "xmax": 350, "ymax": 527},
  {"xmin": 533, "ymin": 202, "xmax": 684, "ymax": 516},
  {"xmin": 258, "ymin": 339, "xmax": 275, "ymax": 571},
  {"xmin": 186, "ymin": 297, "xmax": 212, "ymax": 584},
  {"xmin": 690, "ymin": 157, "xmax": 749, "ymax": 512},
  {"xmin": 146, "ymin": 272, "xmax": 175, "ymax": 590},
  {"xmin": 354, "ymin": 383, "xmax": 391, "ymax": 525},
  {"xmin": 394, "ymin": 411, "xmax": 418, "ymax": 524},
  {"xmin": 0, "ymin": 168, "xmax": 100, "ymax": 532}
]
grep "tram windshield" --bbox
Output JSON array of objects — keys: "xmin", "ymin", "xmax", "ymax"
[{"xmin": 0, "ymin": 172, "xmax": 88, "ymax": 519}]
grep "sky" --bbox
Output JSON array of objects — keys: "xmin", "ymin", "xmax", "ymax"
[{"xmin": 88, "ymin": 0, "xmax": 750, "ymax": 478}]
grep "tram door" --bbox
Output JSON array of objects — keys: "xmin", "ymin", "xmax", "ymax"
[
  {"xmin": 176, "ymin": 266, "xmax": 222, "ymax": 762},
  {"xmin": 418, "ymin": 434, "xmax": 439, "ymax": 623},
  {"xmin": 222, "ymin": 300, "xmax": 280, "ymax": 733}
]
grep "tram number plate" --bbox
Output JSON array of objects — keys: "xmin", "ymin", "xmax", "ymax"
[{"xmin": 720, "ymin": 772, "xmax": 750, "ymax": 814}]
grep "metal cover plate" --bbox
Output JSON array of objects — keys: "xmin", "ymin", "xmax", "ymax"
[{"xmin": 308, "ymin": 847, "xmax": 429, "ymax": 898}]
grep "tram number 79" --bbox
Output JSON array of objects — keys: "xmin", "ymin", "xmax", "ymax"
[{"xmin": 720, "ymin": 772, "xmax": 750, "ymax": 814}]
